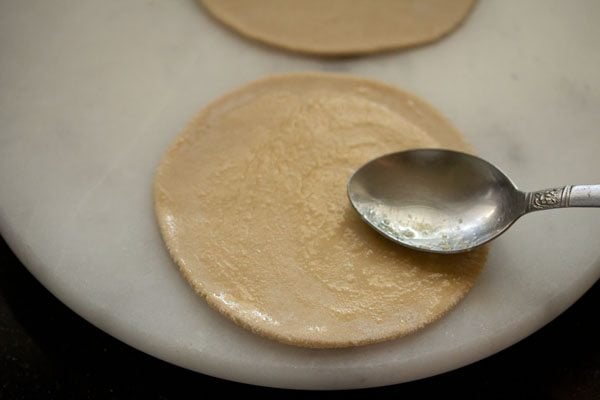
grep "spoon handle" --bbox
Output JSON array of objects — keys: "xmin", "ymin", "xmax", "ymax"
[{"xmin": 525, "ymin": 185, "xmax": 600, "ymax": 213}]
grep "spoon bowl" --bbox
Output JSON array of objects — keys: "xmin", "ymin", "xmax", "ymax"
[{"xmin": 347, "ymin": 149, "xmax": 600, "ymax": 253}]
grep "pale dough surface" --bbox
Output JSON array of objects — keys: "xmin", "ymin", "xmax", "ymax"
[
  {"xmin": 200, "ymin": 0, "xmax": 476, "ymax": 55},
  {"xmin": 154, "ymin": 73, "xmax": 487, "ymax": 348}
]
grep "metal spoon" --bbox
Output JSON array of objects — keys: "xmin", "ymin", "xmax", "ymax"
[{"xmin": 347, "ymin": 149, "xmax": 600, "ymax": 254}]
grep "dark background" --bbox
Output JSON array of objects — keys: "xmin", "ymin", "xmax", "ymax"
[{"xmin": 1, "ymin": 235, "xmax": 598, "ymax": 399}]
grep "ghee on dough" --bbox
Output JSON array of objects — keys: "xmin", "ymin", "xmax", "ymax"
[
  {"xmin": 200, "ymin": 0, "xmax": 476, "ymax": 55},
  {"xmin": 154, "ymin": 73, "xmax": 487, "ymax": 348}
]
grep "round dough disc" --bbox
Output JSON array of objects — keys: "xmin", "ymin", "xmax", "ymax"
[
  {"xmin": 154, "ymin": 73, "xmax": 487, "ymax": 348},
  {"xmin": 200, "ymin": 0, "xmax": 476, "ymax": 55}
]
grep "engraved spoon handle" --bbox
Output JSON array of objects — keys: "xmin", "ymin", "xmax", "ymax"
[{"xmin": 525, "ymin": 185, "xmax": 600, "ymax": 213}]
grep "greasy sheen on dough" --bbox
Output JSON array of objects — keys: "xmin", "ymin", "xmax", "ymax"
[
  {"xmin": 200, "ymin": 0, "xmax": 476, "ymax": 56},
  {"xmin": 154, "ymin": 73, "xmax": 487, "ymax": 348}
]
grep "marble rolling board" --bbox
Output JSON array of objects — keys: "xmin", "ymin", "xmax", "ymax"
[{"xmin": 0, "ymin": 0, "xmax": 599, "ymax": 389}]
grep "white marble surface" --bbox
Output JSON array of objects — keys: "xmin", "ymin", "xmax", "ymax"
[{"xmin": 1, "ymin": 0, "xmax": 599, "ymax": 390}]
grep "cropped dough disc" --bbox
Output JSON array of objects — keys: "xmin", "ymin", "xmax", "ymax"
[
  {"xmin": 200, "ymin": 0, "xmax": 476, "ymax": 55},
  {"xmin": 154, "ymin": 73, "xmax": 487, "ymax": 348}
]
